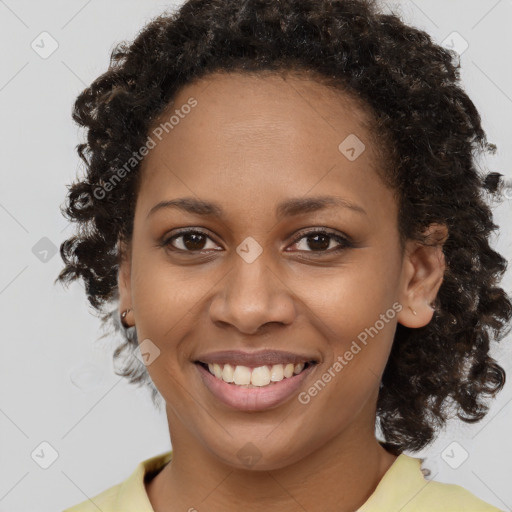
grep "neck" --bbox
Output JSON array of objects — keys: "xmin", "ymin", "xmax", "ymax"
[{"xmin": 146, "ymin": 407, "xmax": 398, "ymax": 512}]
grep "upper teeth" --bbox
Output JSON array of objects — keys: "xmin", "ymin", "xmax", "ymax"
[{"xmin": 206, "ymin": 362, "xmax": 306, "ymax": 387}]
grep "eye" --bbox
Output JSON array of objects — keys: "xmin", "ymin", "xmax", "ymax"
[
  {"xmin": 287, "ymin": 228, "xmax": 353, "ymax": 254},
  {"xmin": 162, "ymin": 229, "xmax": 220, "ymax": 253},
  {"xmin": 160, "ymin": 228, "xmax": 353, "ymax": 255}
]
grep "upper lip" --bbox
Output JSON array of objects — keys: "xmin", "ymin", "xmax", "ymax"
[{"xmin": 195, "ymin": 349, "xmax": 319, "ymax": 367}]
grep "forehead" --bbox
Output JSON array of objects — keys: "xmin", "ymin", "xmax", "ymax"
[
  {"xmin": 153, "ymin": 70, "xmax": 377, "ymax": 155},
  {"xmin": 136, "ymin": 70, "xmax": 392, "ymax": 224}
]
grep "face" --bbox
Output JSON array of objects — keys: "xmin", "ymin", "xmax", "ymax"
[{"xmin": 119, "ymin": 71, "xmax": 444, "ymax": 470}]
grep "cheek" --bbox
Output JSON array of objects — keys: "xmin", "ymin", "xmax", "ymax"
[
  {"xmin": 127, "ymin": 253, "xmax": 206, "ymax": 405},
  {"xmin": 292, "ymin": 246, "xmax": 402, "ymax": 332},
  {"xmin": 129, "ymin": 243, "xmax": 210, "ymax": 342},
  {"xmin": 293, "ymin": 250, "xmax": 401, "ymax": 388},
  {"xmin": 297, "ymin": 310, "xmax": 398, "ymax": 434}
]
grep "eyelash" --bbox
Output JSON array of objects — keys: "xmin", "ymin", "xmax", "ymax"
[{"xmin": 160, "ymin": 228, "xmax": 353, "ymax": 256}]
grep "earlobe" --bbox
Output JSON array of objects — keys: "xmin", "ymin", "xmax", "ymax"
[{"xmin": 397, "ymin": 223, "xmax": 448, "ymax": 328}]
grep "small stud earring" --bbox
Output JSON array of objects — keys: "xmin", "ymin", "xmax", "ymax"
[{"xmin": 121, "ymin": 308, "xmax": 132, "ymax": 328}]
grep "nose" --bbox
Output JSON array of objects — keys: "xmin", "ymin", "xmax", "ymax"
[{"xmin": 209, "ymin": 255, "xmax": 296, "ymax": 335}]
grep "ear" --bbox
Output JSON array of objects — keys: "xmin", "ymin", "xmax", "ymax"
[
  {"xmin": 396, "ymin": 223, "xmax": 448, "ymax": 328},
  {"xmin": 118, "ymin": 239, "xmax": 134, "ymax": 327}
]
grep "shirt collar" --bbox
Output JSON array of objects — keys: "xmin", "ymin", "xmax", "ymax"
[
  {"xmin": 115, "ymin": 450, "xmax": 173, "ymax": 511},
  {"xmin": 356, "ymin": 453, "xmax": 429, "ymax": 511}
]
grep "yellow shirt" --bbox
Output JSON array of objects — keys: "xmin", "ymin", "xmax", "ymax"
[{"xmin": 62, "ymin": 450, "xmax": 503, "ymax": 511}]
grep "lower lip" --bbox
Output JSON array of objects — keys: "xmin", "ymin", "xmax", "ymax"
[{"xmin": 195, "ymin": 363, "xmax": 316, "ymax": 411}]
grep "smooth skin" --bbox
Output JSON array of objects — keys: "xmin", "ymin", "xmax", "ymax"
[{"xmin": 118, "ymin": 71, "xmax": 447, "ymax": 512}]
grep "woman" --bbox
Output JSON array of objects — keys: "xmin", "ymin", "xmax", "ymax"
[{"xmin": 57, "ymin": 0, "xmax": 511, "ymax": 510}]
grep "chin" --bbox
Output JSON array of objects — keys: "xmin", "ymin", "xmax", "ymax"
[{"xmin": 200, "ymin": 430, "xmax": 313, "ymax": 472}]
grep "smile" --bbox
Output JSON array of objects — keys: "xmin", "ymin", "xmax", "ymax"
[
  {"xmin": 198, "ymin": 361, "xmax": 314, "ymax": 387},
  {"xmin": 194, "ymin": 350, "xmax": 319, "ymax": 411}
]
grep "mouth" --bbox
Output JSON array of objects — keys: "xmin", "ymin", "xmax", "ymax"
[
  {"xmin": 195, "ymin": 360, "xmax": 317, "ymax": 388},
  {"xmin": 193, "ymin": 350, "xmax": 319, "ymax": 411}
]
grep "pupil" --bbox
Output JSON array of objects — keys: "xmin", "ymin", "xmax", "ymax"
[
  {"xmin": 184, "ymin": 233, "xmax": 206, "ymax": 251},
  {"xmin": 308, "ymin": 234, "xmax": 329, "ymax": 251}
]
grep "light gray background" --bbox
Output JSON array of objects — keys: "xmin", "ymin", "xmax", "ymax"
[{"xmin": 0, "ymin": 1, "xmax": 511, "ymax": 511}]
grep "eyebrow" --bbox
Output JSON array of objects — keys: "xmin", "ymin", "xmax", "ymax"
[{"xmin": 146, "ymin": 195, "xmax": 367, "ymax": 220}]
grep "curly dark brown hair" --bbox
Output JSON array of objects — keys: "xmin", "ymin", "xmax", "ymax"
[{"xmin": 55, "ymin": 0, "xmax": 512, "ymax": 454}]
